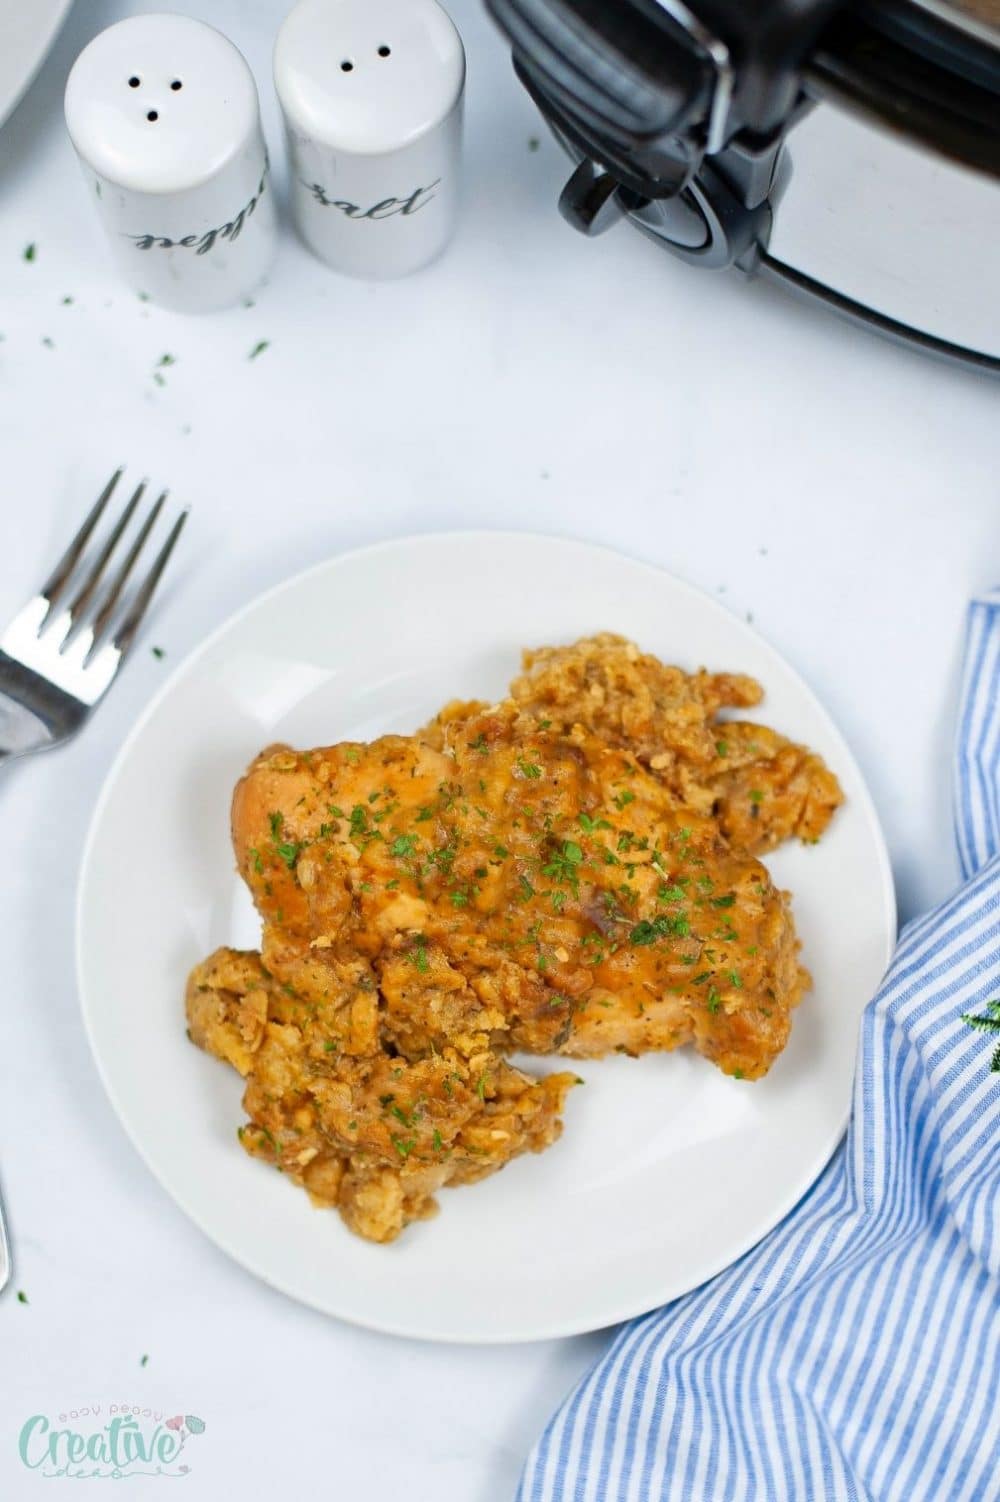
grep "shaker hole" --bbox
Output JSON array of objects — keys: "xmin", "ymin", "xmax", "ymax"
[
  {"xmin": 128, "ymin": 76, "xmax": 140, "ymax": 88},
  {"xmin": 377, "ymin": 45, "xmax": 391, "ymax": 57},
  {"xmin": 147, "ymin": 110, "xmax": 159, "ymax": 122},
  {"xmin": 170, "ymin": 79, "xmax": 183, "ymax": 91},
  {"xmin": 340, "ymin": 59, "xmax": 354, "ymax": 72}
]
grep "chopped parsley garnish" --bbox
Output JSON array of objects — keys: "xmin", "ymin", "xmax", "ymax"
[
  {"xmin": 410, "ymin": 938, "xmax": 429, "ymax": 973},
  {"xmin": 542, "ymin": 840, "xmax": 584, "ymax": 891},
  {"xmin": 711, "ymin": 894, "xmax": 736, "ymax": 908},
  {"xmin": 614, "ymin": 790, "xmax": 636, "ymax": 810},
  {"xmin": 517, "ymin": 758, "xmax": 542, "ymax": 780},
  {"xmin": 390, "ymin": 834, "xmax": 418, "ymax": 858},
  {"xmin": 749, "ymin": 789, "xmax": 765, "ymax": 803},
  {"xmin": 707, "ymin": 988, "xmax": 721, "ymax": 1014},
  {"xmin": 425, "ymin": 841, "xmax": 457, "ymax": 876},
  {"xmin": 962, "ymin": 999, "xmax": 1000, "ymax": 1072},
  {"xmin": 265, "ymin": 810, "xmax": 300, "ymax": 868},
  {"xmin": 578, "ymin": 812, "xmax": 612, "ymax": 833},
  {"xmin": 629, "ymin": 915, "xmax": 687, "ymax": 946},
  {"xmin": 716, "ymin": 741, "xmax": 729, "ymax": 757}
]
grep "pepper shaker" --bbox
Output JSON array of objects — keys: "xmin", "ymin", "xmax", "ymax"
[
  {"xmin": 274, "ymin": 0, "xmax": 465, "ymax": 279},
  {"xmin": 65, "ymin": 14, "xmax": 277, "ymax": 313}
]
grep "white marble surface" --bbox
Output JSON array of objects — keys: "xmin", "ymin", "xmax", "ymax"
[{"xmin": 0, "ymin": 1, "xmax": 997, "ymax": 1496}]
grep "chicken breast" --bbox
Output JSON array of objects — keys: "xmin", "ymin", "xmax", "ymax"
[
  {"xmin": 185, "ymin": 635, "xmax": 843, "ymax": 1244},
  {"xmin": 187, "ymin": 946, "xmax": 576, "ymax": 1243},
  {"xmin": 230, "ymin": 705, "xmax": 807, "ymax": 1081},
  {"xmin": 508, "ymin": 634, "xmax": 843, "ymax": 855}
]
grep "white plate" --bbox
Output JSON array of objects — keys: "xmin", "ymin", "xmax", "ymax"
[
  {"xmin": 0, "ymin": 0, "xmax": 74, "ymax": 129},
  {"xmin": 77, "ymin": 534, "xmax": 895, "ymax": 1343}
]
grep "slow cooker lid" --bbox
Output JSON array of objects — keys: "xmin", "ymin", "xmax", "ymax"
[
  {"xmin": 912, "ymin": 0, "xmax": 1000, "ymax": 43},
  {"xmin": 487, "ymin": 0, "xmax": 1000, "ymax": 194}
]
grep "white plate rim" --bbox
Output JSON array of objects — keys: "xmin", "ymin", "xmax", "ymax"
[{"xmin": 76, "ymin": 530, "xmax": 897, "ymax": 1343}]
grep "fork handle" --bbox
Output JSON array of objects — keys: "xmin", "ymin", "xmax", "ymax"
[{"xmin": 0, "ymin": 1189, "xmax": 10, "ymax": 1295}]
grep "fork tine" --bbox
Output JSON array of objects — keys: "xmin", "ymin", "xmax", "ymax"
[
  {"xmin": 113, "ymin": 509, "xmax": 189, "ymax": 657},
  {"xmin": 88, "ymin": 491, "xmax": 167, "ymax": 649},
  {"xmin": 40, "ymin": 467, "xmax": 123, "ymax": 608},
  {"xmin": 63, "ymin": 480, "xmax": 146, "ymax": 631}
]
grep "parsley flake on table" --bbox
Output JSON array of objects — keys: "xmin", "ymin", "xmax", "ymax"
[
  {"xmin": 249, "ymin": 339, "xmax": 270, "ymax": 360},
  {"xmin": 16, "ymin": 1290, "xmax": 28, "ymax": 1304},
  {"xmin": 23, "ymin": 244, "xmax": 36, "ymax": 263}
]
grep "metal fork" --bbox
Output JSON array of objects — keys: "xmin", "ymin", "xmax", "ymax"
[
  {"xmin": 0, "ymin": 468, "xmax": 187, "ymax": 762},
  {"xmin": 0, "ymin": 469, "xmax": 187, "ymax": 1292}
]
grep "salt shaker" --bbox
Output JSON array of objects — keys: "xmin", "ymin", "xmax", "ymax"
[
  {"xmin": 274, "ymin": 0, "xmax": 465, "ymax": 279},
  {"xmin": 64, "ymin": 15, "xmax": 277, "ymax": 313}
]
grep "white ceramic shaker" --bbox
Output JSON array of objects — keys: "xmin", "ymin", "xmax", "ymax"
[
  {"xmin": 64, "ymin": 14, "xmax": 276, "ymax": 313},
  {"xmin": 274, "ymin": 0, "xmax": 465, "ymax": 278}
]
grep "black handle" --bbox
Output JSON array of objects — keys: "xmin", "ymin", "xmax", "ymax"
[{"xmin": 485, "ymin": 0, "xmax": 713, "ymax": 145}]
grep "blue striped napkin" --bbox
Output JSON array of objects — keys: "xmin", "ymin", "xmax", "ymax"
[{"xmin": 519, "ymin": 590, "xmax": 1000, "ymax": 1502}]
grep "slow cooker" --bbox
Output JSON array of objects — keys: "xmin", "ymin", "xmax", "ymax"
[{"xmin": 484, "ymin": 0, "xmax": 1000, "ymax": 370}]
